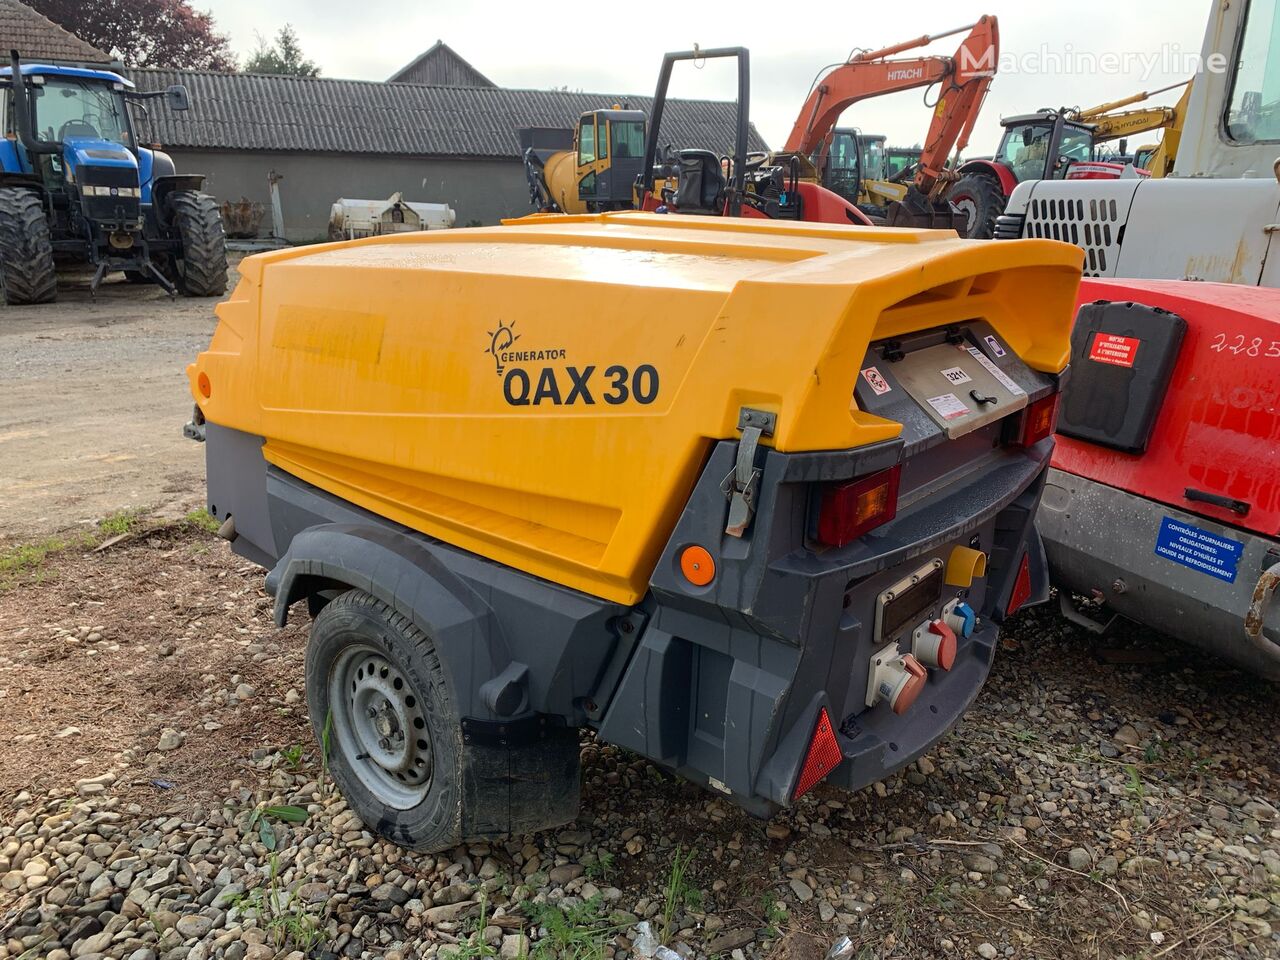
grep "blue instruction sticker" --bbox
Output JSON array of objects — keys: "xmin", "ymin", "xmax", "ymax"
[{"xmin": 1154, "ymin": 516, "xmax": 1244, "ymax": 583}]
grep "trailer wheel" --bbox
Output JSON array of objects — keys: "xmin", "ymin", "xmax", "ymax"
[
  {"xmin": 166, "ymin": 190, "xmax": 228, "ymax": 297},
  {"xmin": 0, "ymin": 188, "xmax": 56, "ymax": 305},
  {"xmin": 947, "ymin": 173, "xmax": 1006, "ymax": 240},
  {"xmin": 306, "ymin": 590, "xmax": 464, "ymax": 851}
]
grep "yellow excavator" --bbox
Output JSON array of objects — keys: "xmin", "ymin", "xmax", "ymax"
[
  {"xmin": 1063, "ymin": 80, "xmax": 1191, "ymax": 177},
  {"xmin": 1120, "ymin": 82, "xmax": 1193, "ymax": 178}
]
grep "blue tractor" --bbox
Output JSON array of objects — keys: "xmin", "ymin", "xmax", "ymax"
[{"xmin": 0, "ymin": 51, "xmax": 227, "ymax": 305}]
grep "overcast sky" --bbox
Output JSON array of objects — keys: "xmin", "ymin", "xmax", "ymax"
[{"xmin": 203, "ymin": 0, "xmax": 1212, "ymax": 152}]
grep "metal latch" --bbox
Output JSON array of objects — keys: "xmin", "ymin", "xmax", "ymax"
[{"xmin": 721, "ymin": 407, "xmax": 776, "ymax": 537}]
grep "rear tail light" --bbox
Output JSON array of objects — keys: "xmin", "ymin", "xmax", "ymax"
[
  {"xmin": 793, "ymin": 707, "xmax": 843, "ymax": 799},
  {"xmin": 816, "ymin": 465, "xmax": 901, "ymax": 547},
  {"xmin": 1006, "ymin": 551, "xmax": 1033, "ymax": 616},
  {"xmin": 1014, "ymin": 393, "xmax": 1059, "ymax": 447}
]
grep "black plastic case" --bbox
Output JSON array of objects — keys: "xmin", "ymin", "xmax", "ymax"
[{"xmin": 1058, "ymin": 300, "xmax": 1186, "ymax": 454}]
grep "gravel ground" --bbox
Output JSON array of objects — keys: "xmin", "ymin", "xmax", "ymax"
[{"xmin": 0, "ymin": 525, "xmax": 1276, "ymax": 960}]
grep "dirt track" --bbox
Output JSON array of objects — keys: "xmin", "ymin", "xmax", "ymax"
[{"xmin": 0, "ymin": 263, "xmax": 238, "ymax": 543}]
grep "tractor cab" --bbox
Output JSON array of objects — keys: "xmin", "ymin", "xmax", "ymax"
[
  {"xmin": 994, "ymin": 112, "xmax": 1095, "ymax": 183},
  {"xmin": 0, "ymin": 55, "xmax": 225, "ymax": 303}
]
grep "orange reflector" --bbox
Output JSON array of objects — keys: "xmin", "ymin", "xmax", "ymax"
[
  {"xmin": 679, "ymin": 545, "xmax": 716, "ymax": 586},
  {"xmin": 197, "ymin": 372, "xmax": 212, "ymax": 399},
  {"xmin": 1007, "ymin": 552, "xmax": 1033, "ymax": 616},
  {"xmin": 793, "ymin": 707, "xmax": 843, "ymax": 800}
]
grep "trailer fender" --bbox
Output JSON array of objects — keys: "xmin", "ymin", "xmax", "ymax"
[{"xmin": 267, "ymin": 523, "xmax": 523, "ymax": 717}]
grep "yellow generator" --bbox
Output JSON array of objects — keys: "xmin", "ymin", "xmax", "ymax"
[{"xmin": 187, "ymin": 212, "xmax": 1080, "ymax": 851}]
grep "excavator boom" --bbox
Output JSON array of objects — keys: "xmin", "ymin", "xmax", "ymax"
[
  {"xmin": 782, "ymin": 16, "xmax": 998, "ymax": 198},
  {"xmin": 1088, "ymin": 106, "xmax": 1178, "ymax": 142},
  {"xmin": 1073, "ymin": 80, "xmax": 1189, "ymax": 121}
]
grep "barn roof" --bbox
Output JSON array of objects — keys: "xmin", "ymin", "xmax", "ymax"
[
  {"xmin": 0, "ymin": 0, "xmax": 109, "ymax": 63},
  {"xmin": 122, "ymin": 68, "xmax": 769, "ymax": 159},
  {"xmin": 388, "ymin": 40, "xmax": 495, "ymax": 87}
]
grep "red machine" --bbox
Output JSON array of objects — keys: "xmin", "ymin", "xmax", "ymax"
[{"xmin": 1038, "ymin": 278, "xmax": 1280, "ymax": 679}]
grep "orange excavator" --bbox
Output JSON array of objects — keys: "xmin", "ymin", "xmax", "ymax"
[{"xmin": 777, "ymin": 17, "xmax": 999, "ymax": 233}]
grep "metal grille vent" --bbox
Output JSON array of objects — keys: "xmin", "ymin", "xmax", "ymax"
[{"xmin": 1024, "ymin": 195, "xmax": 1124, "ymax": 276}]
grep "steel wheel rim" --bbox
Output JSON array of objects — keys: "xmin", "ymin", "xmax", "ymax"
[{"xmin": 329, "ymin": 644, "xmax": 434, "ymax": 809}]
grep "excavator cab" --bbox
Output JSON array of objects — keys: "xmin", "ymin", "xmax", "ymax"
[
  {"xmin": 573, "ymin": 109, "xmax": 647, "ymax": 208},
  {"xmin": 520, "ymin": 109, "xmax": 646, "ymax": 214}
]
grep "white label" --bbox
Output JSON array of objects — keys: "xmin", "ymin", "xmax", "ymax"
[
  {"xmin": 861, "ymin": 366, "xmax": 892, "ymax": 396},
  {"xmin": 927, "ymin": 392, "xmax": 970, "ymax": 421},
  {"xmin": 985, "ymin": 335, "xmax": 1007, "ymax": 358},
  {"xmin": 940, "ymin": 366, "xmax": 972, "ymax": 386},
  {"xmin": 966, "ymin": 345, "xmax": 1025, "ymax": 396}
]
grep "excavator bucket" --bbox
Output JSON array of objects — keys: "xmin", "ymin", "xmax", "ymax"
[{"xmin": 886, "ymin": 188, "xmax": 969, "ymax": 233}]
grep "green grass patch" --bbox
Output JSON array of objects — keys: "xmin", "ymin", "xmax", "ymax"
[
  {"xmin": 97, "ymin": 509, "xmax": 142, "ymax": 538},
  {"xmin": 0, "ymin": 507, "xmax": 225, "ymax": 591},
  {"xmin": 526, "ymin": 895, "xmax": 622, "ymax": 960},
  {"xmin": 0, "ymin": 530, "xmax": 96, "ymax": 589},
  {"xmin": 183, "ymin": 507, "xmax": 221, "ymax": 533},
  {"xmin": 660, "ymin": 845, "xmax": 700, "ymax": 942}
]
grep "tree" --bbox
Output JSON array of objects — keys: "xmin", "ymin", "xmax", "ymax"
[
  {"xmin": 242, "ymin": 25, "xmax": 320, "ymax": 77},
  {"xmin": 30, "ymin": 0, "xmax": 234, "ymax": 70}
]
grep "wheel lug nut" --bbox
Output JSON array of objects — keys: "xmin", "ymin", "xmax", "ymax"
[
  {"xmin": 378, "ymin": 737, "xmax": 391, "ymax": 751},
  {"xmin": 367, "ymin": 707, "xmax": 377, "ymax": 719}
]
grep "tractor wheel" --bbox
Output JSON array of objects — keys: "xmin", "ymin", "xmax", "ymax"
[
  {"xmin": 166, "ymin": 190, "xmax": 228, "ymax": 297},
  {"xmin": 123, "ymin": 269, "xmax": 153, "ymax": 284},
  {"xmin": 947, "ymin": 174, "xmax": 1006, "ymax": 240},
  {"xmin": 306, "ymin": 590, "xmax": 466, "ymax": 852},
  {"xmin": 0, "ymin": 187, "xmax": 57, "ymax": 305}
]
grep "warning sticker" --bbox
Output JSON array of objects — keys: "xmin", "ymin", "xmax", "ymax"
[
  {"xmin": 984, "ymin": 335, "xmax": 1007, "ymax": 358},
  {"xmin": 861, "ymin": 366, "xmax": 892, "ymax": 396},
  {"xmin": 940, "ymin": 366, "xmax": 972, "ymax": 386},
  {"xmin": 1089, "ymin": 332, "xmax": 1141, "ymax": 367},
  {"xmin": 926, "ymin": 392, "xmax": 970, "ymax": 421},
  {"xmin": 964, "ymin": 345, "xmax": 1025, "ymax": 395},
  {"xmin": 1154, "ymin": 516, "xmax": 1243, "ymax": 584}
]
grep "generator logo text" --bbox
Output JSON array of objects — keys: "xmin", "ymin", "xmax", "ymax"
[{"xmin": 483, "ymin": 320, "xmax": 659, "ymax": 407}]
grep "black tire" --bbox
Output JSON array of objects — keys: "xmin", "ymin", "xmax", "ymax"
[
  {"xmin": 123, "ymin": 269, "xmax": 154, "ymax": 284},
  {"xmin": 0, "ymin": 187, "xmax": 57, "ymax": 305},
  {"xmin": 306, "ymin": 590, "xmax": 465, "ymax": 852},
  {"xmin": 165, "ymin": 190, "xmax": 228, "ymax": 297},
  {"xmin": 946, "ymin": 173, "xmax": 1007, "ymax": 240}
]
